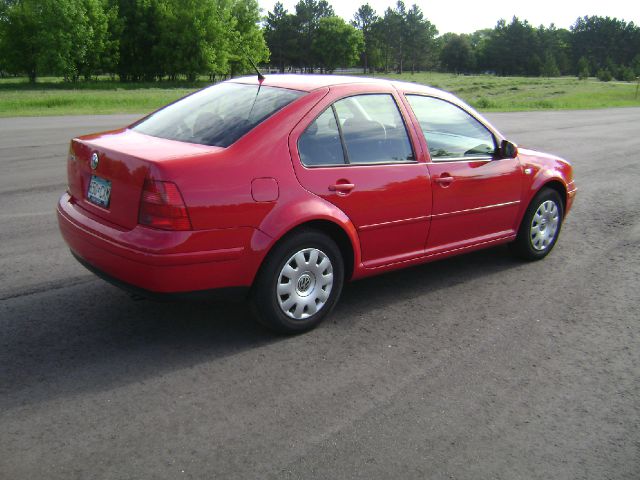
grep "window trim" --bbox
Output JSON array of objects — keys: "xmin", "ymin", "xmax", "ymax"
[
  {"xmin": 404, "ymin": 94, "xmax": 499, "ymax": 163},
  {"xmin": 296, "ymin": 104, "xmax": 347, "ymax": 168},
  {"xmin": 332, "ymin": 104, "xmax": 351, "ymax": 164},
  {"xmin": 297, "ymin": 92, "xmax": 418, "ymax": 169},
  {"xmin": 426, "ymin": 155, "xmax": 494, "ymax": 163}
]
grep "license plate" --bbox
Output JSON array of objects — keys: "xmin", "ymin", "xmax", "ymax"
[{"xmin": 87, "ymin": 175, "xmax": 112, "ymax": 208}]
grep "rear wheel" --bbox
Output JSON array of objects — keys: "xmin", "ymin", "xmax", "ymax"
[
  {"xmin": 511, "ymin": 188, "xmax": 564, "ymax": 260},
  {"xmin": 251, "ymin": 230, "xmax": 344, "ymax": 334}
]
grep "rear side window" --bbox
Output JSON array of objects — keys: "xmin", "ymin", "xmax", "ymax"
[
  {"xmin": 406, "ymin": 95, "xmax": 496, "ymax": 160},
  {"xmin": 298, "ymin": 93, "xmax": 414, "ymax": 167},
  {"xmin": 132, "ymin": 83, "xmax": 304, "ymax": 147},
  {"xmin": 334, "ymin": 94, "xmax": 414, "ymax": 164},
  {"xmin": 298, "ymin": 107, "xmax": 346, "ymax": 166}
]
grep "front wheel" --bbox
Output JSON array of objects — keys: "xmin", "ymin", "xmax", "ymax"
[
  {"xmin": 251, "ymin": 230, "xmax": 344, "ymax": 334},
  {"xmin": 511, "ymin": 188, "xmax": 564, "ymax": 260}
]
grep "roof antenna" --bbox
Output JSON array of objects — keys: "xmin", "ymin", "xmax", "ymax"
[
  {"xmin": 243, "ymin": 48, "xmax": 265, "ymax": 83},
  {"xmin": 244, "ymin": 50, "xmax": 265, "ymax": 121}
]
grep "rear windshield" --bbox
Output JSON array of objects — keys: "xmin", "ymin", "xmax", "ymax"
[{"xmin": 132, "ymin": 82, "xmax": 304, "ymax": 147}]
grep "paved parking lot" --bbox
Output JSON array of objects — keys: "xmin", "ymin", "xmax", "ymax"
[{"xmin": 1, "ymin": 108, "xmax": 639, "ymax": 479}]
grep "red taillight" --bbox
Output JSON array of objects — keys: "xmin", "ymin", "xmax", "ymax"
[{"xmin": 138, "ymin": 179, "xmax": 192, "ymax": 231}]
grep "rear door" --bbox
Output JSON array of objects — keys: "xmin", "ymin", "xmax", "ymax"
[{"xmin": 289, "ymin": 86, "xmax": 432, "ymax": 268}]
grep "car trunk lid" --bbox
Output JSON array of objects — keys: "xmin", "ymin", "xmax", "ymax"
[{"xmin": 67, "ymin": 128, "xmax": 220, "ymax": 230}]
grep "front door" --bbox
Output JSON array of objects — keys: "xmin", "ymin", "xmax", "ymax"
[
  {"xmin": 426, "ymin": 158, "xmax": 522, "ymax": 250},
  {"xmin": 404, "ymin": 94, "xmax": 522, "ymax": 252}
]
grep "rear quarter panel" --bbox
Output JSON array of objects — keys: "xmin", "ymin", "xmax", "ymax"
[
  {"xmin": 151, "ymin": 88, "xmax": 330, "ymax": 232},
  {"xmin": 146, "ymin": 87, "xmax": 365, "ymax": 276}
]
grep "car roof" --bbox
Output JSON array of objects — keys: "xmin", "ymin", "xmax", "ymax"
[
  {"xmin": 227, "ymin": 74, "xmax": 504, "ymax": 140},
  {"xmin": 228, "ymin": 74, "xmax": 445, "ymax": 96}
]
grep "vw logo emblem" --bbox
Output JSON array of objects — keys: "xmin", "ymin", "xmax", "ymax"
[
  {"xmin": 90, "ymin": 152, "xmax": 99, "ymax": 170},
  {"xmin": 297, "ymin": 275, "xmax": 311, "ymax": 292}
]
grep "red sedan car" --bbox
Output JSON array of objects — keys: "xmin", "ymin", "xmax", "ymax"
[{"xmin": 58, "ymin": 75, "xmax": 577, "ymax": 333}]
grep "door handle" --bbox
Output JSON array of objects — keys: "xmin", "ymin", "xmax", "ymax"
[
  {"xmin": 434, "ymin": 175, "xmax": 454, "ymax": 185},
  {"xmin": 328, "ymin": 183, "xmax": 355, "ymax": 193}
]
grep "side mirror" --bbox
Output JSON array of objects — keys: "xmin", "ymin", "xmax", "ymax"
[{"xmin": 500, "ymin": 140, "xmax": 518, "ymax": 159}]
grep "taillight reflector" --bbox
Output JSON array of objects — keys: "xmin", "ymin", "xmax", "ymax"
[{"xmin": 138, "ymin": 179, "xmax": 192, "ymax": 231}]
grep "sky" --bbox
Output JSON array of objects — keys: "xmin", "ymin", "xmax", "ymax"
[{"xmin": 257, "ymin": 0, "xmax": 640, "ymax": 35}]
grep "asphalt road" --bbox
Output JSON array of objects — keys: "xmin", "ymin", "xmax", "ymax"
[{"xmin": 1, "ymin": 108, "xmax": 639, "ymax": 479}]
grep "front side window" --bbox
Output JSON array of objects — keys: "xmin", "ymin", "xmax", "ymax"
[
  {"xmin": 406, "ymin": 95, "xmax": 496, "ymax": 160},
  {"xmin": 133, "ymin": 83, "xmax": 304, "ymax": 148}
]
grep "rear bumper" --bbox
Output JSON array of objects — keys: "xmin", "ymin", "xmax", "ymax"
[
  {"xmin": 71, "ymin": 251, "xmax": 249, "ymax": 301},
  {"xmin": 57, "ymin": 193, "xmax": 269, "ymax": 294}
]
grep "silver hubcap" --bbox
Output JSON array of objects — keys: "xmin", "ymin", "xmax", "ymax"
[
  {"xmin": 277, "ymin": 248, "xmax": 334, "ymax": 320},
  {"xmin": 530, "ymin": 200, "xmax": 560, "ymax": 251}
]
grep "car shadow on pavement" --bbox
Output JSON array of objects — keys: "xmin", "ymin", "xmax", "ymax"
[
  {"xmin": 333, "ymin": 244, "xmax": 528, "ymax": 329},
  {"xmin": 0, "ymin": 245, "xmax": 523, "ymax": 411},
  {"xmin": 0, "ymin": 287, "xmax": 280, "ymax": 411}
]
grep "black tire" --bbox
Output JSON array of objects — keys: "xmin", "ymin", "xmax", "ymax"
[
  {"xmin": 511, "ymin": 188, "xmax": 564, "ymax": 260},
  {"xmin": 251, "ymin": 229, "xmax": 344, "ymax": 334}
]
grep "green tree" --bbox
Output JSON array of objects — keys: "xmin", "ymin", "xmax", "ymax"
[
  {"xmin": 391, "ymin": 1, "xmax": 406, "ymax": 73},
  {"xmin": 370, "ymin": 2, "xmax": 436, "ymax": 74},
  {"xmin": 632, "ymin": 54, "xmax": 640, "ymax": 76},
  {"xmin": 467, "ymin": 28, "xmax": 492, "ymax": 72},
  {"xmin": 113, "ymin": 0, "xmax": 265, "ymax": 82},
  {"xmin": 537, "ymin": 24, "xmax": 571, "ymax": 75},
  {"xmin": 71, "ymin": 0, "xmax": 118, "ymax": 80},
  {"xmin": 404, "ymin": 4, "xmax": 437, "ymax": 73},
  {"xmin": 577, "ymin": 56, "xmax": 590, "ymax": 79},
  {"xmin": 374, "ymin": 5, "xmax": 403, "ymax": 72},
  {"xmin": 312, "ymin": 16, "xmax": 362, "ymax": 72},
  {"xmin": 440, "ymin": 34, "xmax": 474, "ymax": 73},
  {"xmin": 352, "ymin": 3, "xmax": 378, "ymax": 74},
  {"xmin": 0, "ymin": 0, "xmax": 110, "ymax": 82},
  {"xmin": 50, "ymin": 0, "xmax": 85, "ymax": 81},
  {"xmin": 0, "ymin": 0, "xmax": 40, "ymax": 81},
  {"xmin": 264, "ymin": 2, "xmax": 297, "ymax": 72},
  {"xmin": 484, "ymin": 17, "xmax": 541, "ymax": 75},
  {"xmin": 618, "ymin": 65, "xmax": 636, "ymax": 81},
  {"xmin": 114, "ymin": 0, "xmax": 162, "ymax": 81},
  {"xmin": 571, "ymin": 16, "xmax": 640, "ymax": 74},
  {"xmin": 596, "ymin": 68, "xmax": 612, "ymax": 81},
  {"xmin": 293, "ymin": 0, "xmax": 334, "ymax": 71},
  {"xmin": 152, "ymin": 0, "xmax": 225, "ymax": 81},
  {"xmin": 0, "ymin": 2, "xmax": 6, "ymax": 75},
  {"xmin": 227, "ymin": 0, "xmax": 269, "ymax": 77},
  {"xmin": 99, "ymin": 0, "xmax": 120, "ymax": 77},
  {"xmin": 541, "ymin": 51, "xmax": 560, "ymax": 76}
]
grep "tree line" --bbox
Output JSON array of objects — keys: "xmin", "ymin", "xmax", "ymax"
[
  {"xmin": 267, "ymin": 1, "xmax": 640, "ymax": 80},
  {"xmin": 438, "ymin": 15, "xmax": 640, "ymax": 81},
  {"xmin": 0, "ymin": 0, "xmax": 268, "ymax": 82},
  {"xmin": 1, "ymin": 0, "xmax": 639, "ymax": 83},
  {"xmin": 265, "ymin": 0, "xmax": 437, "ymax": 74}
]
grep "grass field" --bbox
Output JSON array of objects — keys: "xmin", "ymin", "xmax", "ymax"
[
  {"xmin": 0, "ymin": 73, "xmax": 638, "ymax": 117},
  {"xmin": 381, "ymin": 72, "xmax": 640, "ymax": 111},
  {"xmin": 0, "ymin": 76, "xmax": 202, "ymax": 117}
]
